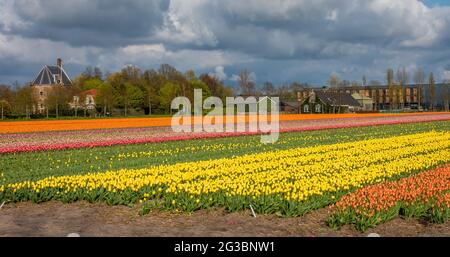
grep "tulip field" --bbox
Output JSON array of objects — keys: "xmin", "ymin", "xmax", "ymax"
[{"xmin": 0, "ymin": 113, "xmax": 449, "ymax": 233}]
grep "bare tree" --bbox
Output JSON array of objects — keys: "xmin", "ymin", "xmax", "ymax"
[
  {"xmin": 327, "ymin": 74, "xmax": 342, "ymax": 113},
  {"xmin": 369, "ymin": 80, "xmax": 381, "ymax": 86},
  {"xmin": 159, "ymin": 64, "xmax": 179, "ymax": 80},
  {"xmin": 413, "ymin": 68, "xmax": 425, "ymax": 110},
  {"xmin": 387, "ymin": 69, "xmax": 395, "ymax": 110},
  {"xmin": 328, "ymin": 74, "xmax": 341, "ymax": 88},
  {"xmin": 428, "ymin": 72, "xmax": 435, "ymax": 111},
  {"xmin": 121, "ymin": 65, "xmax": 141, "ymax": 82},
  {"xmin": 238, "ymin": 69, "xmax": 255, "ymax": 95},
  {"xmin": 262, "ymin": 81, "xmax": 275, "ymax": 96},
  {"xmin": 396, "ymin": 67, "xmax": 408, "ymax": 109},
  {"xmin": 443, "ymin": 80, "xmax": 449, "ymax": 112}
]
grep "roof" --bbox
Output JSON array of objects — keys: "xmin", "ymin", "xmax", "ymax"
[
  {"xmin": 32, "ymin": 65, "xmax": 72, "ymax": 86},
  {"xmin": 280, "ymin": 101, "xmax": 300, "ymax": 108},
  {"xmin": 351, "ymin": 93, "xmax": 374, "ymax": 102},
  {"xmin": 258, "ymin": 96, "xmax": 278, "ymax": 104},
  {"xmin": 314, "ymin": 90, "xmax": 360, "ymax": 107},
  {"xmin": 81, "ymin": 89, "xmax": 97, "ymax": 96}
]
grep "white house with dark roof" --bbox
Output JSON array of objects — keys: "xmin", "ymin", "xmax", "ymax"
[{"xmin": 31, "ymin": 58, "xmax": 72, "ymax": 113}]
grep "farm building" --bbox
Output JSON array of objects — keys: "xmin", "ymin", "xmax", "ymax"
[
  {"xmin": 300, "ymin": 90, "xmax": 361, "ymax": 113},
  {"xmin": 351, "ymin": 92, "xmax": 375, "ymax": 111}
]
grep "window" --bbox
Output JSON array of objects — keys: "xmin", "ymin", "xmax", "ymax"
[
  {"xmin": 315, "ymin": 104, "xmax": 321, "ymax": 113},
  {"xmin": 303, "ymin": 104, "xmax": 309, "ymax": 113}
]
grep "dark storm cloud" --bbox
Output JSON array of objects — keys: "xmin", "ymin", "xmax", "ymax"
[
  {"xmin": 4, "ymin": 0, "xmax": 169, "ymax": 47},
  {"xmin": 156, "ymin": 0, "xmax": 450, "ymax": 61},
  {"xmin": 1, "ymin": 0, "xmax": 450, "ymax": 85}
]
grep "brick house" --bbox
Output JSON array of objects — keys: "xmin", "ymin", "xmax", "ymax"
[{"xmin": 31, "ymin": 58, "xmax": 72, "ymax": 113}]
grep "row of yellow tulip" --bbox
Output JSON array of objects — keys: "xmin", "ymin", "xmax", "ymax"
[{"xmin": 2, "ymin": 131, "xmax": 449, "ymax": 204}]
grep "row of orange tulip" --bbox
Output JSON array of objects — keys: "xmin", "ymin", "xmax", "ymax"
[{"xmin": 0, "ymin": 113, "xmax": 445, "ymax": 134}]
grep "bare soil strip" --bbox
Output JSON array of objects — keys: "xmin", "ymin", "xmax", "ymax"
[{"xmin": 1, "ymin": 201, "xmax": 448, "ymax": 237}]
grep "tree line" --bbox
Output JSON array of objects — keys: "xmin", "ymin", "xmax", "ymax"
[
  {"xmin": 1, "ymin": 64, "xmax": 448, "ymax": 120},
  {"xmin": 0, "ymin": 65, "xmax": 307, "ymax": 119}
]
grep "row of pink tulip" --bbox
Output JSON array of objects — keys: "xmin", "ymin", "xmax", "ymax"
[{"xmin": 0, "ymin": 114, "xmax": 448, "ymax": 154}]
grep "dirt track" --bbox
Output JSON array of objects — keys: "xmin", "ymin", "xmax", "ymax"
[{"xmin": 1, "ymin": 201, "xmax": 449, "ymax": 237}]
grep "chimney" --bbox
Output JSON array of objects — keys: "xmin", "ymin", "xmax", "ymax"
[{"xmin": 57, "ymin": 58, "xmax": 62, "ymax": 68}]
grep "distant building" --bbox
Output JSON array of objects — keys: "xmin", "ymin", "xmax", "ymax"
[
  {"xmin": 70, "ymin": 89, "xmax": 97, "ymax": 112},
  {"xmin": 280, "ymin": 101, "xmax": 300, "ymax": 113},
  {"xmin": 297, "ymin": 84, "xmax": 448, "ymax": 111},
  {"xmin": 351, "ymin": 92, "xmax": 374, "ymax": 111},
  {"xmin": 300, "ymin": 89, "xmax": 361, "ymax": 113},
  {"xmin": 31, "ymin": 58, "xmax": 72, "ymax": 113}
]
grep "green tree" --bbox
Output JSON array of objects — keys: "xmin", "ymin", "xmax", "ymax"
[
  {"xmin": 0, "ymin": 100, "xmax": 11, "ymax": 119},
  {"xmin": 185, "ymin": 69, "xmax": 197, "ymax": 81},
  {"xmin": 126, "ymin": 83, "xmax": 144, "ymax": 111},
  {"xmin": 82, "ymin": 78, "xmax": 104, "ymax": 90},
  {"xmin": 15, "ymin": 86, "xmax": 36, "ymax": 119},
  {"xmin": 191, "ymin": 79, "xmax": 211, "ymax": 100},
  {"xmin": 46, "ymin": 86, "xmax": 71, "ymax": 118},
  {"xmin": 96, "ymin": 83, "xmax": 115, "ymax": 116},
  {"xmin": 142, "ymin": 69, "xmax": 165, "ymax": 115},
  {"xmin": 159, "ymin": 82, "xmax": 181, "ymax": 114},
  {"xmin": 113, "ymin": 82, "xmax": 144, "ymax": 116},
  {"xmin": 145, "ymin": 83, "xmax": 158, "ymax": 115},
  {"xmin": 0, "ymin": 85, "xmax": 13, "ymax": 119}
]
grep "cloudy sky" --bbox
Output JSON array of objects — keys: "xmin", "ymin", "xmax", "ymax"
[{"xmin": 1, "ymin": 0, "xmax": 450, "ymax": 86}]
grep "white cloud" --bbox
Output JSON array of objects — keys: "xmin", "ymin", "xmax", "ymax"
[
  {"xmin": 0, "ymin": 34, "xmax": 96, "ymax": 65},
  {"xmin": 97, "ymin": 43, "xmax": 237, "ymax": 72},
  {"xmin": 326, "ymin": 10, "xmax": 338, "ymax": 21},
  {"xmin": 154, "ymin": 0, "xmax": 218, "ymax": 47},
  {"xmin": 230, "ymin": 71, "xmax": 257, "ymax": 82},
  {"xmin": 443, "ymin": 70, "xmax": 450, "ymax": 81},
  {"xmin": 209, "ymin": 66, "xmax": 227, "ymax": 80}
]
